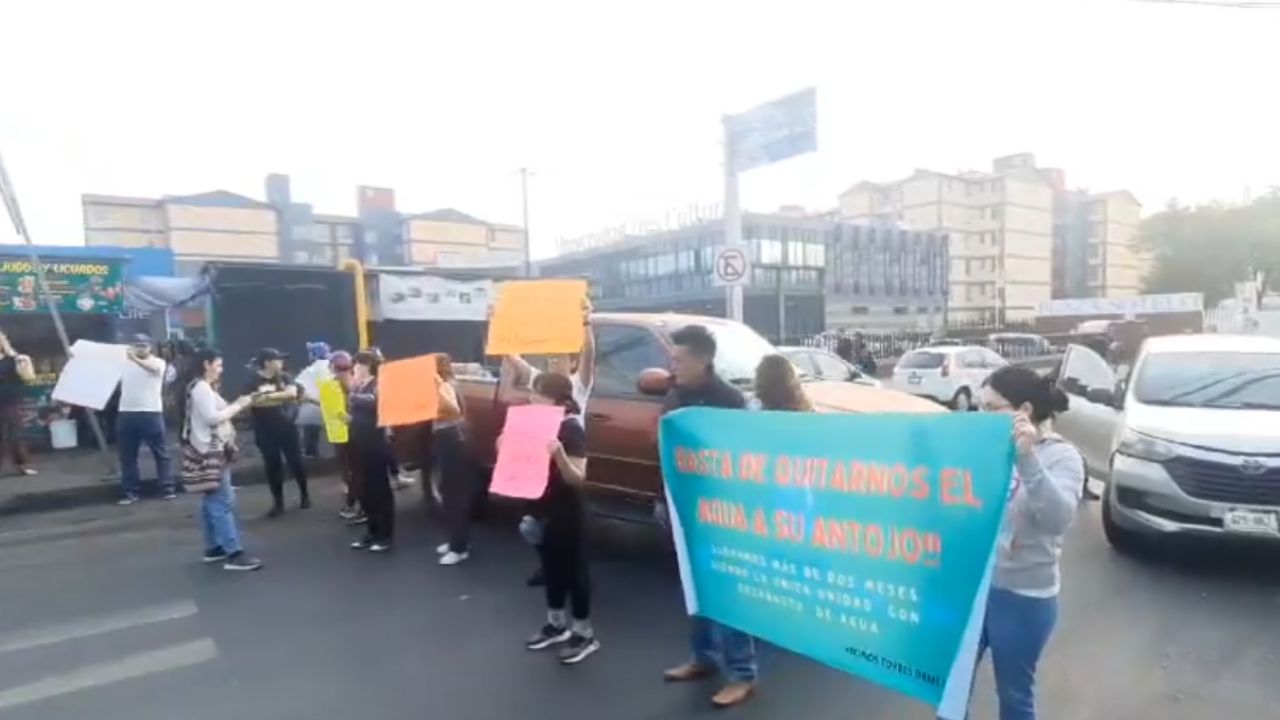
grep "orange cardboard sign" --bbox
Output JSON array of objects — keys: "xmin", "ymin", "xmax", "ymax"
[
  {"xmin": 377, "ymin": 354, "xmax": 440, "ymax": 427},
  {"xmin": 485, "ymin": 279, "xmax": 588, "ymax": 356}
]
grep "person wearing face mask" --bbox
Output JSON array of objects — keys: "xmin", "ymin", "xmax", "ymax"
[
  {"xmin": 242, "ymin": 348, "xmax": 309, "ymax": 517},
  {"xmin": 518, "ymin": 371, "xmax": 599, "ymax": 665},
  {"xmin": 960, "ymin": 365, "xmax": 1084, "ymax": 720}
]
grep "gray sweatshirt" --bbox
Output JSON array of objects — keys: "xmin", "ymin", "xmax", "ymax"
[{"xmin": 993, "ymin": 435, "xmax": 1085, "ymax": 596}]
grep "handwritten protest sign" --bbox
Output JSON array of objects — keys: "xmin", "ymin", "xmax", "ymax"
[
  {"xmin": 318, "ymin": 378, "xmax": 349, "ymax": 444},
  {"xmin": 376, "ymin": 355, "xmax": 440, "ymax": 427},
  {"xmin": 52, "ymin": 340, "xmax": 130, "ymax": 410},
  {"xmin": 659, "ymin": 409, "xmax": 1014, "ymax": 719},
  {"xmin": 485, "ymin": 279, "xmax": 588, "ymax": 356},
  {"xmin": 489, "ymin": 404, "xmax": 566, "ymax": 499}
]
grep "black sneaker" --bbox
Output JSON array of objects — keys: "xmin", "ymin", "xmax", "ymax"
[
  {"xmin": 223, "ymin": 552, "xmax": 263, "ymax": 571},
  {"xmin": 299, "ymin": 496, "xmax": 312, "ymax": 510},
  {"xmin": 525, "ymin": 624, "xmax": 571, "ymax": 651},
  {"xmin": 558, "ymin": 633, "xmax": 600, "ymax": 665},
  {"xmin": 266, "ymin": 504, "xmax": 284, "ymax": 519},
  {"xmin": 526, "ymin": 567, "xmax": 546, "ymax": 587},
  {"xmin": 202, "ymin": 547, "xmax": 228, "ymax": 563}
]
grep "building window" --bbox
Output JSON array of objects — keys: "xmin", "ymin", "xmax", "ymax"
[{"xmin": 757, "ymin": 239, "xmax": 783, "ymax": 265}]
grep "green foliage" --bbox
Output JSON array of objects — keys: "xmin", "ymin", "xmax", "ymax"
[{"xmin": 1140, "ymin": 193, "xmax": 1280, "ymax": 304}]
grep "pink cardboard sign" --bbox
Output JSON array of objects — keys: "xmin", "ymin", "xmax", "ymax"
[{"xmin": 489, "ymin": 404, "xmax": 566, "ymax": 499}]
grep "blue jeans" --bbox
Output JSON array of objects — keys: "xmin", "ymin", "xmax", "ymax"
[
  {"xmin": 200, "ymin": 470, "xmax": 242, "ymax": 555},
  {"xmin": 691, "ymin": 616, "xmax": 758, "ymax": 682},
  {"xmin": 977, "ymin": 587, "xmax": 1058, "ymax": 720},
  {"xmin": 117, "ymin": 411, "xmax": 173, "ymax": 498}
]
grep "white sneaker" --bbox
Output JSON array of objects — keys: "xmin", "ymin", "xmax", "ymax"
[
  {"xmin": 397, "ymin": 471, "xmax": 416, "ymax": 486},
  {"xmin": 436, "ymin": 543, "xmax": 451, "ymax": 555},
  {"xmin": 439, "ymin": 551, "xmax": 469, "ymax": 566}
]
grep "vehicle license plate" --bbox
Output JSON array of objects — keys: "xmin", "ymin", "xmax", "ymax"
[
  {"xmin": 907, "ymin": 374, "xmax": 922, "ymax": 385},
  {"xmin": 1223, "ymin": 509, "xmax": 1280, "ymax": 536}
]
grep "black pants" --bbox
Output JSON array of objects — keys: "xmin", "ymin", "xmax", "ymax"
[
  {"xmin": 301, "ymin": 425, "xmax": 322, "ymax": 458},
  {"xmin": 435, "ymin": 425, "xmax": 472, "ymax": 552},
  {"xmin": 255, "ymin": 421, "xmax": 308, "ymax": 505},
  {"xmin": 538, "ymin": 516, "xmax": 591, "ymax": 621},
  {"xmin": 355, "ymin": 432, "xmax": 395, "ymax": 543}
]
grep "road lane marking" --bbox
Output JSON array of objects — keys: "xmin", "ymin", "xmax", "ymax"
[
  {"xmin": 0, "ymin": 599, "xmax": 198, "ymax": 655},
  {"xmin": 0, "ymin": 638, "xmax": 218, "ymax": 711}
]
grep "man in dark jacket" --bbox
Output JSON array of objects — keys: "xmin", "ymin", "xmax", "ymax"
[{"xmin": 659, "ymin": 324, "xmax": 756, "ymax": 709}]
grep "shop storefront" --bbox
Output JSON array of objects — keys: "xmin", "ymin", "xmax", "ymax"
[{"xmin": 0, "ymin": 256, "xmax": 126, "ymax": 445}]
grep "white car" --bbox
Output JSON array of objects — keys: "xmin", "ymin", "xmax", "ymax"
[
  {"xmin": 891, "ymin": 345, "xmax": 1007, "ymax": 411},
  {"xmin": 1052, "ymin": 334, "xmax": 1280, "ymax": 554},
  {"xmin": 778, "ymin": 346, "xmax": 880, "ymax": 387}
]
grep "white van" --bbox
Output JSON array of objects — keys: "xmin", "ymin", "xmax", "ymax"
[{"xmin": 1053, "ymin": 334, "xmax": 1280, "ymax": 554}]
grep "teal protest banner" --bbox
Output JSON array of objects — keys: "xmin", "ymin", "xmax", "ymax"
[{"xmin": 660, "ymin": 408, "xmax": 1014, "ymax": 718}]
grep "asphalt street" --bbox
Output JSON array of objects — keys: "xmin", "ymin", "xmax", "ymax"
[{"xmin": 0, "ymin": 477, "xmax": 1277, "ymax": 720}]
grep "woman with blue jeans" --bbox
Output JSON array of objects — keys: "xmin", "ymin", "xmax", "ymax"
[
  {"xmin": 968, "ymin": 366, "xmax": 1084, "ymax": 720},
  {"xmin": 181, "ymin": 349, "xmax": 263, "ymax": 572}
]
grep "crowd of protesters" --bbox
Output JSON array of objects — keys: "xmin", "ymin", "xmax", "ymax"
[{"xmin": 87, "ymin": 299, "xmax": 1082, "ymax": 718}]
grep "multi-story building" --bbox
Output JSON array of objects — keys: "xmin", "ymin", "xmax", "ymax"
[
  {"xmin": 538, "ymin": 211, "xmax": 947, "ymax": 342},
  {"xmin": 838, "ymin": 153, "xmax": 1056, "ymax": 322},
  {"xmin": 1051, "ymin": 188, "xmax": 1145, "ymax": 299},
  {"xmin": 82, "ymin": 174, "xmax": 526, "ymax": 276}
]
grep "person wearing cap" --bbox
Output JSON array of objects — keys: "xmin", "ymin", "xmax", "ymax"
[
  {"xmin": 117, "ymin": 334, "xmax": 176, "ymax": 504},
  {"xmin": 328, "ymin": 351, "xmax": 364, "ymax": 523},
  {"xmin": 295, "ymin": 341, "xmax": 332, "ymax": 459},
  {"xmin": 242, "ymin": 348, "xmax": 309, "ymax": 517}
]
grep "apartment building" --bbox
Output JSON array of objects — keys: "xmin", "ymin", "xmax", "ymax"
[
  {"xmin": 83, "ymin": 174, "xmax": 526, "ymax": 276},
  {"xmin": 838, "ymin": 153, "xmax": 1054, "ymax": 322},
  {"xmin": 1052, "ymin": 188, "xmax": 1145, "ymax": 299}
]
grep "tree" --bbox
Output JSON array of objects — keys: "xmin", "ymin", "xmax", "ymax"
[{"xmin": 1140, "ymin": 193, "xmax": 1280, "ymax": 305}]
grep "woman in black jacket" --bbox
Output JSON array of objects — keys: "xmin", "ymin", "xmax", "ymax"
[{"xmin": 346, "ymin": 351, "xmax": 395, "ymax": 552}]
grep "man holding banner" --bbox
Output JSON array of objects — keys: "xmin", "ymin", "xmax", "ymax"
[{"xmin": 658, "ymin": 324, "xmax": 759, "ymax": 709}]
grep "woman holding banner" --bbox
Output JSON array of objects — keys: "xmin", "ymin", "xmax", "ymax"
[
  {"xmin": 433, "ymin": 354, "xmax": 473, "ymax": 566},
  {"xmin": 518, "ymin": 372, "xmax": 599, "ymax": 665},
  {"xmin": 971, "ymin": 365, "xmax": 1084, "ymax": 720}
]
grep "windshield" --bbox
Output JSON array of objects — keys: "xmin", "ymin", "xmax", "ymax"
[
  {"xmin": 898, "ymin": 351, "xmax": 947, "ymax": 370},
  {"xmin": 682, "ymin": 322, "xmax": 780, "ymax": 384},
  {"xmin": 1134, "ymin": 352, "xmax": 1280, "ymax": 410}
]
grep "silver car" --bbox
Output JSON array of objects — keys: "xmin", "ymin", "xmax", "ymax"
[{"xmin": 1053, "ymin": 335, "xmax": 1280, "ymax": 554}]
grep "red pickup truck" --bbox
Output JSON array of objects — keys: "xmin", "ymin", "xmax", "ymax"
[{"xmin": 456, "ymin": 312, "xmax": 941, "ymax": 522}]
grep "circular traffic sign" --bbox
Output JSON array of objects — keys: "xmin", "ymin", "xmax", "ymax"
[{"xmin": 716, "ymin": 247, "xmax": 748, "ymax": 284}]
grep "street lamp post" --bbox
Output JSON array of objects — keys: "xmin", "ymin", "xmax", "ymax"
[{"xmin": 520, "ymin": 167, "xmax": 532, "ymax": 278}]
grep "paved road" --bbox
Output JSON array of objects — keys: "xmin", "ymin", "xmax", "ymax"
[{"xmin": 0, "ymin": 478, "xmax": 1277, "ymax": 720}]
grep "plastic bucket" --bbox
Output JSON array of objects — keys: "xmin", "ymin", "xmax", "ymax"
[{"xmin": 49, "ymin": 419, "xmax": 78, "ymax": 450}]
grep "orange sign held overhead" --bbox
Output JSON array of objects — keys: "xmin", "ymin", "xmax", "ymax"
[
  {"xmin": 485, "ymin": 279, "xmax": 588, "ymax": 356},
  {"xmin": 377, "ymin": 354, "xmax": 440, "ymax": 427}
]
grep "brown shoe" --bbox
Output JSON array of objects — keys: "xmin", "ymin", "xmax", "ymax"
[
  {"xmin": 663, "ymin": 661, "xmax": 715, "ymax": 682},
  {"xmin": 710, "ymin": 681, "xmax": 755, "ymax": 708}
]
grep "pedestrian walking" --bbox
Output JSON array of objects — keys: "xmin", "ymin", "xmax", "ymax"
[
  {"xmin": 963, "ymin": 365, "xmax": 1085, "ymax": 720},
  {"xmin": 178, "ymin": 348, "xmax": 262, "ymax": 571},
  {"xmin": 434, "ymin": 353, "xmax": 474, "ymax": 566},
  {"xmin": 659, "ymin": 324, "xmax": 758, "ymax": 709},
  {"xmin": 0, "ymin": 330, "xmax": 36, "ymax": 476},
  {"xmin": 294, "ymin": 341, "xmax": 332, "ymax": 459},
  {"xmin": 242, "ymin": 348, "xmax": 310, "ymax": 517},
  {"xmin": 116, "ymin": 334, "xmax": 176, "ymax": 504},
  {"xmin": 520, "ymin": 372, "xmax": 599, "ymax": 665},
  {"xmin": 347, "ymin": 351, "xmax": 394, "ymax": 552},
  {"xmin": 503, "ymin": 298, "xmax": 595, "ymax": 587}
]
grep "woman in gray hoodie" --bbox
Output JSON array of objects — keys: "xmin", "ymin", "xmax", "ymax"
[{"xmin": 972, "ymin": 365, "xmax": 1085, "ymax": 720}]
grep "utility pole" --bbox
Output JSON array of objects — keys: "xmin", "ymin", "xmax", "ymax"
[
  {"xmin": 520, "ymin": 167, "xmax": 532, "ymax": 278},
  {"xmin": 722, "ymin": 119, "xmax": 745, "ymax": 322},
  {"xmin": 0, "ymin": 151, "xmax": 116, "ymax": 474}
]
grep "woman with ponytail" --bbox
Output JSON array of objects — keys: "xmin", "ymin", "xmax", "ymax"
[
  {"xmin": 962, "ymin": 365, "xmax": 1084, "ymax": 720},
  {"xmin": 518, "ymin": 372, "xmax": 599, "ymax": 665}
]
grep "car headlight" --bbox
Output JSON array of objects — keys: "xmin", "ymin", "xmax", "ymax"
[{"xmin": 1115, "ymin": 430, "xmax": 1178, "ymax": 463}]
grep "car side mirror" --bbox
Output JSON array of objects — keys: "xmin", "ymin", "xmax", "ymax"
[
  {"xmin": 637, "ymin": 367, "xmax": 674, "ymax": 396},
  {"xmin": 1085, "ymin": 387, "xmax": 1118, "ymax": 408}
]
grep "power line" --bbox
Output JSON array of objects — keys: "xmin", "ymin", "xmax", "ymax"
[{"xmin": 1129, "ymin": 0, "xmax": 1280, "ymax": 8}]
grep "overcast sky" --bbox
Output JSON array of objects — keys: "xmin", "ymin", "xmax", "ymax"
[{"xmin": 1, "ymin": 0, "xmax": 1276, "ymax": 259}]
